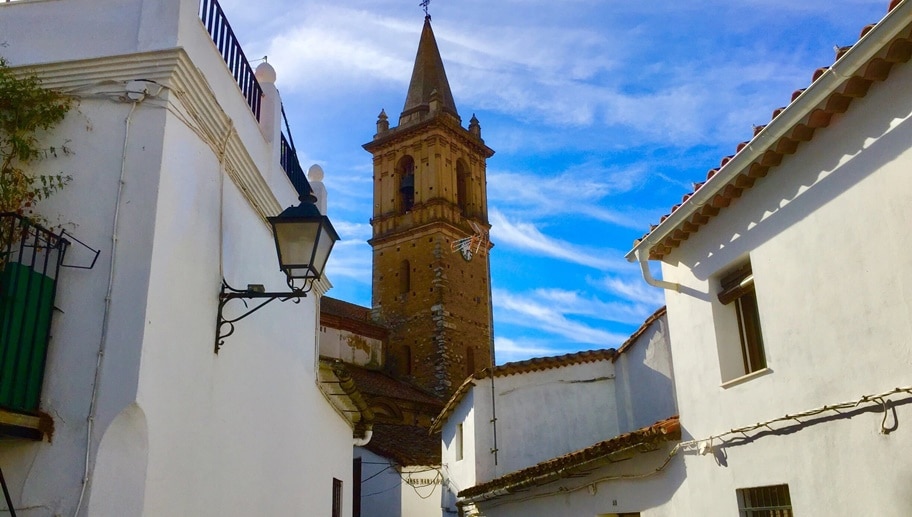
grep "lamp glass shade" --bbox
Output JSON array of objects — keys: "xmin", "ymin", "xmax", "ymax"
[{"xmin": 268, "ymin": 202, "xmax": 340, "ymax": 281}]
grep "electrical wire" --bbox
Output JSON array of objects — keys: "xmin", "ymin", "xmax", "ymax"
[
  {"xmin": 72, "ymin": 97, "xmax": 140, "ymax": 517},
  {"xmin": 463, "ymin": 384, "xmax": 912, "ymax": 511}
]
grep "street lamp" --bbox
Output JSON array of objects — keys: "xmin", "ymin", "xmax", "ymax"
[{"xmin": 215, "ymin": 191, "xmax": 339, "ymax": 353}]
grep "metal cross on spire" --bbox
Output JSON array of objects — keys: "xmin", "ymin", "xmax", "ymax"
[{"xmin": 420, "ymin": 0, "xmax": 431, "ymax": 19}]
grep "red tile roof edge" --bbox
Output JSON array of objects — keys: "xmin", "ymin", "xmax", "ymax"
[
  {"xmin": 628, "ymin": 0, "xmax": 912, "ymax": 261},
  {"xmin": 430, "ymin": 308, "xmax": 666, "ymax": 433},
  {"xmin": 612, "ymin": 306, "xmax": 666, "ymax": 361},
  {"xmin": 458, "ymin": 416, "xmax": 681, "ymax": 501},
  {"xmin": 320, "ymin": 296, "xmax": 388, "ymax": 340}
]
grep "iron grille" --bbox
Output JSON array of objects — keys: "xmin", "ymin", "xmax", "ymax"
[
  {"xmin": 737, "ymin": 484, "xmax": 793, "ymax": 517},
  {"xmin": 0, "ymin": 213, "xmax": 68, "ymax": 413}
]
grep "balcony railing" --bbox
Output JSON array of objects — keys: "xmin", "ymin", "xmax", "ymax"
[
  {"xmin": 0, "ymin": 213, "xmax": 68, "ymax": 414},
  {"xmin": 199, "ymin": 0, "xmax": 263, "ymax": 120},
  {"xmin": 280, "ymin": 104, "xmax": 312, "ymax": 199},
  {"xmin": 198, "ymin": 0, "xmax": 312, "ymax": 200}
]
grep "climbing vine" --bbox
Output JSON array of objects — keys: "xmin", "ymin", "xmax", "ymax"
[{"xmin": 0, "ymin": 57, "xmax": 73, "ymax": 218}]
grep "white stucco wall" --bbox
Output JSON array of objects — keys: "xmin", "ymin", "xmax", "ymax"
[
  {"xmin": 355, "ymin": 448, "xmax": 442, "ymax": 517},
  {"xmin": 445, "ymin": 316, "xmax": 676, "ymax": 517},
  {"xmin": 400, "ymin": 464, "xmax": 444, "ymax": 517},
  {"xmin": 471, "ymin": 443, "xmax": 684, "ymax": 517},
  {"xmin": 492, "ymin": 361, "xmax": 619, "ymax": 477},
  {"xmin": 614, "ymin": 316, "xmax": 677, "ymax": 434},
  {"xmin": 657, "ymin": 50, "xmax": 912, "ymax": 516},
  {"xmin": 356, "ymin": 447, "xmax": 402, "ymax": 517},
  {"xmin": 0, "ymin": 1, "xmax": 354, "ymax": 515},
  {"xmin": 441, "ymin": 389, "xmax": 477, "ymax": 514}
]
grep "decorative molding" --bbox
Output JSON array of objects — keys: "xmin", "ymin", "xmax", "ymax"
[{"xmin": 17, "ymin": 48, "xmax": 283, "ymax": 224}]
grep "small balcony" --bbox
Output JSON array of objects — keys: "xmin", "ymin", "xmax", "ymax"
[{"xmin": 0, "ymin": 213, "xmax": 68, "ymax": 439}]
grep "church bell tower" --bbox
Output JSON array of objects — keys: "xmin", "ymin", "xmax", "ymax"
[{"xmin": 363, "ymin": 16, "xmax": 495, "ymax": 398}]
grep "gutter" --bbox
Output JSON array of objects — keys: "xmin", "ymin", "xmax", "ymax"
[{"xmin": 625, "ymin": 0, "xmax": 911, "ymax": 266}]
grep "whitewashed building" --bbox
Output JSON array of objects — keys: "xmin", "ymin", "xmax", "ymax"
[
  {"xmin": 627, "ymin": 0, "xmax": 912, "ymax": 515},
  {"xmin": 436, "ymin": 308, "xmax": 679, "ymax": 517},
  {"xmin": 0, "ymin": 0, "xmax": 366, "ymax": 515}
]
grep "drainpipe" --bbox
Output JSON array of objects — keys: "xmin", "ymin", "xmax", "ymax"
[
  {"xmin": 634, "ymin": 249, "xmax": 680, "ymax": 292},
  {"xmin": 353, "ymin": 427, "xmax": 373, "ymax": 447}
]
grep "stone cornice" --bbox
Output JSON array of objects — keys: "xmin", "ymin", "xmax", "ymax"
[{"xmin": 363, "ymin": 113, "xmax": 494, "ymax": 158}]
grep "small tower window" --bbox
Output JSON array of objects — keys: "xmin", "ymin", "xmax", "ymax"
[
  {"xmin": 465, "ymin": 347, "xmax": 475, "ymax": 376},
  {"xmin": 456, "ymin": 159, "xmax": 470, "ymax": 215},
  {"xmin": 403, "ymin": 345, "xmax": 412, "ymax": 376},
  {"xmin": 399, "ymin": 260, "xmax": 411, "ymax": 294},
  {"xmin": 397, "ymin": 155, "xmax": 415, "ymax": 213}
]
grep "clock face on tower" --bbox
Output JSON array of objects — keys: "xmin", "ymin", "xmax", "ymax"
[{"xmin": 460, "ymin": 247, "xmax": 473, "ymax": 262}]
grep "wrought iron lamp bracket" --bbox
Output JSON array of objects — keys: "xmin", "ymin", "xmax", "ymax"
[{"xmin": 215, "ymin": 277, "xmax": 312, "ymax": 353}]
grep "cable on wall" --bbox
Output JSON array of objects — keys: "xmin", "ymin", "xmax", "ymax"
[{"xmin": 465, "ymin": 384, "xmax": 912, "ymax": 511}]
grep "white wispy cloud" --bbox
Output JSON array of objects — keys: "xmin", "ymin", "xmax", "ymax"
[
  {"xmin": 487, "ymin": 164, "xmax": 662, "ymax": 230},
  {"xmin": 489, "ymin": 210, "xmax": 630, "ymax": 272},
  {"xmin": 324, "ymin": 236, "xmax": 371, "ymax": 283},
  {"xmin": 534, "ymin": 287, "xmax": 659, "ymax": 323},
  {"xmin": 494, "ymin": 288, "xmax": 631, "ymax": 346},
  {"xmin": 594, "ymin": 275, "xmax": 667, "ymax": 308},
  {"xmin": 494, "ymin": 336, "xmax": 564, "ymax": 364}
]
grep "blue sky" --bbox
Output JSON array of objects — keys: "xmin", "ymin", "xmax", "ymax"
[{"xmin": 220, "ymin": 0, "xmax": 887, "ymax": 363}]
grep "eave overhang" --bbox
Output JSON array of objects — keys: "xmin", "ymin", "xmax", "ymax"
[
  {"xmin": 457, "ymin": 416, "xmax": 680, "ymax": 504},
  {"xmin": 627, "ymin": 0, "xmax": 912, "ymax": 262}
]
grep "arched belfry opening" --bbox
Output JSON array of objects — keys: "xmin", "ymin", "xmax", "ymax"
[{"xmin": 397, "ymin": 155, "xmax": 415, "ymax": 213}]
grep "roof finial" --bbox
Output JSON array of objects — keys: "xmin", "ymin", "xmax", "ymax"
[{"xmin": 420, "ymin": 0, "xmax": 431, "ymax": 20}]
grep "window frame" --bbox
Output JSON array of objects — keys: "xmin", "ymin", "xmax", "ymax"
[
  {"xmin": 716, "ymin": 261, "xmax": 769, "ymax": 384},
  {"xmin": 736, "ymin": 483, "xmax": 794, "ymax": 516},
  {"xmin": 332, "ymin": 478, "xmax": 343, "ymax": 517}
]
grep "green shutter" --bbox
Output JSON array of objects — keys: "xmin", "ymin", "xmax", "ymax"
[{"xmin": 0, "ymin": 262, "xmax": 56, "ymax": 412}]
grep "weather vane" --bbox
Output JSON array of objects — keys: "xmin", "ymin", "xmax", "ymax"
[{"xmin": 420, "ymin": 0, "xmax": 431, "ymax": 19}]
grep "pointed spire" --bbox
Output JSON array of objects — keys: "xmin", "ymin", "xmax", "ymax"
[{"xmin": 400, "ymin": 16, "xmax": 459, "ymax": 124}]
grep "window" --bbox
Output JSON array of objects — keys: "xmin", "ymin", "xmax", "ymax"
[
  {"xmin": 455, "ymin": 423, "xmax": 464, "ymax": 461},
  {"xmin": 717, "ymin": 261, "xmax": 767, "ymax": 382},
  {"xmin": 737, "ymin": 484, "xmax": 793, "ymax": 516},
  {"xmin": 332, "ymin": 478, "xmax": 343, "ymax": 517}
]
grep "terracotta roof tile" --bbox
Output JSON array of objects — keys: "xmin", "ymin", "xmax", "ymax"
[
  {"xmin": 321, "ymin": 296, "xmax": 374, "ymax": 322},
  {"xmin": 458, "ymin": 416, "xmax": 680, "ymax": 501},
  {"xmin": 320, "ymin": 297, "xmax": 388, "ymax": 340},
  {"xmin": 631, "ymin": 1, "xmax": 912, "ymax": 261},
  {"xmin": 365, "ymin": 423, "xmax": 441, "ymax": 466},
  {"xmin": 345, "ymin": 364, "xmax": 444, "ymax": 406},
  {"xmin": 612, "ymin": 306, "xmax": 666, "ymax": 360}
]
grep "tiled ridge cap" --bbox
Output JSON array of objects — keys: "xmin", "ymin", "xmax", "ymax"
[
  {"xmin": 612, "ymin": 305, "xmax": 667, "ymax": 361},
  {"xmin": 631, "ymin": 0, "xmax": 912, "ymax": 261}
]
